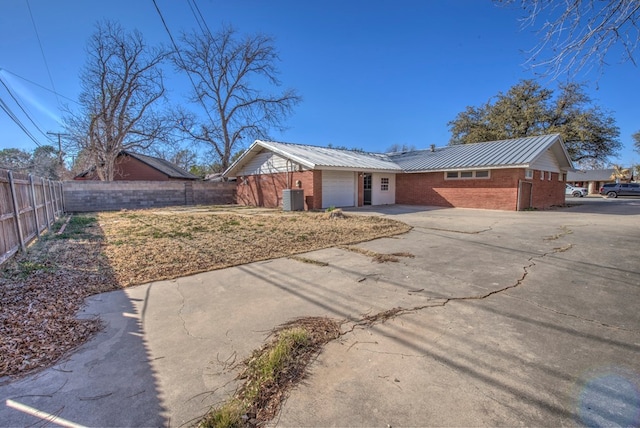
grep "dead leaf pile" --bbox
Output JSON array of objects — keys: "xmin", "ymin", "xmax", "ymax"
[{"xmin": 0, "ymin": 217, "xmax": 118, "ymax": 379}]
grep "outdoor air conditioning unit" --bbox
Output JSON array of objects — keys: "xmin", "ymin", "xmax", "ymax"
[{"xmin": 282, "ymin": 189, "xmax": 304, "ymax": 211}]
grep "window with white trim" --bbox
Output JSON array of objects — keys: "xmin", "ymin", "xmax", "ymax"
[
  {"xmin": 540, "ymin": 170, "xmax": 544, "ymax": 180},
  {"xmin": 525, "ymin": 169, "xmax": 533, "ymax": 179},
  {"xmin": 444, "ymin": 170, "xmax": 491, "ymax": 180},
  {"xmin": 380, "ymin": 177, "xmax": 389, "ymax": 191},
  {"xmin": 547, "ymin": 171, "xmax": 552, "ymax": 180}
]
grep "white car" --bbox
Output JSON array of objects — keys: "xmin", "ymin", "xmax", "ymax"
[{"xmin": 566, "ymin": 184, "xmax": 588, "ymax": 197}]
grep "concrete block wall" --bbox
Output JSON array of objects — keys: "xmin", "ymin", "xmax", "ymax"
[
  {"xmin": 63, "ymin": 181, "xmax": 236, "ymax": 212},
  {"xmin": 192, "ymin": 181, "xmax": 237, "ymax": 205}
]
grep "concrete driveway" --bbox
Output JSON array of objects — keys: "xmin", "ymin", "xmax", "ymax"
[{"xmin": 1, "ymin": 199, "xmax": 639, "ymax": 427}]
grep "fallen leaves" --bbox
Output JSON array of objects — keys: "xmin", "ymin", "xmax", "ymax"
[{"xmin": 1, "ymin": 216, "xmax": 118, "ymax": 378}]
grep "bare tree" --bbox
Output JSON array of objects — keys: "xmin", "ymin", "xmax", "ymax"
[
  {"xmin": 498, "ymin": 0, "xmax": 640, "ymax": 77},
  {"xmin": 64, "ymin": 21, "xmax": 171, "ymax": 181},
  {"xmin": 173, "ymin": 26, "xmax": 301, "ymax": 171}
]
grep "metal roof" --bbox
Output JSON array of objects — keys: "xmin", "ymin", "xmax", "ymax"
[
  {"xmin": 227, "ymin": 140, "xmax": 402, "ymax": 175},
  {"xmin": 224, "ymin": 134, "xmax": 572, "ymax": 177},
  {"xmin": 388, "ymin": 134, "xmax": 569, "ymax": 172}
]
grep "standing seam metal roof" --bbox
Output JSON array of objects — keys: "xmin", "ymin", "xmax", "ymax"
[
  {"xmin": 388, "ymin": 134, "xmax": 563, "ymax": 171},
  {"xmin": 257, "ymin": 140, "xmax": 402, "ymax": 171}
]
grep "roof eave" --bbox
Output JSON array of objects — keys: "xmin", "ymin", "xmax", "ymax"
[
  {"xmin": 223, "ymin": 140, "xmax": 318, "ymax": 177},
  {"xmin": 315, "ymin": 165, "xmax": 402, "ymax": 173}
]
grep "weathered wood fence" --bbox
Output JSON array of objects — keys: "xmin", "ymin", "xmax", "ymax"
[{"xmin": 0, "ymin": 169, "xmax": 64, "ymax": 265}]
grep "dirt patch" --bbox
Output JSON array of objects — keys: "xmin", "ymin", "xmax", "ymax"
[{"xmin": 1, "ymin": 206, "xmax": 410, "ymax": 379}]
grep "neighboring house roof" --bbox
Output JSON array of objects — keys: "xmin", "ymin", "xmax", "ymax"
[
  {"xmin": 388, "ymin": 134, "xmax": 572, "ymax": 172},
  {"xmin": 223, "ymin": 134, "xmax": 573, "ymax": 177},
  {"xmin": 567, "ymin": 169, "xmax": 615, "ymax": 182},
  {"xmin": 75, "ymin": 151, "xmax": 198, "ymax": 180},
  {"xmin": 122, "ymin": 151, "xmax": 198, "ymax": 180}
]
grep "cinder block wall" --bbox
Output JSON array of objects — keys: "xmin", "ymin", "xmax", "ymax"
[
  {"xmin": 192, "ymin": 181, "xmax": 237, "ymax": 205},
  {"xmin": 63, "ymin": 181, "xmax": 236, "ymax": 212}
]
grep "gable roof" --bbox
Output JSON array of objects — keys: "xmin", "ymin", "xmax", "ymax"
[
  {"xmin": 388, "ymin": 134, "xmax": 572, "ymax": 172},
  {"xmin": 225, "ymin": 140, "xmax": 402, "ymax": 176},
  {"xmin": 121, "ymin": 151, "xmax": 199, "ymax": 180},
  {"xmin": 223, "ymin": 134, "xmax": 573, "ymax": 177}
]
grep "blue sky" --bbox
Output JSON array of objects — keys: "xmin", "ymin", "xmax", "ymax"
[{"xmin": 1, "ymin": 0, "xmax": 638, "ymax": 166}]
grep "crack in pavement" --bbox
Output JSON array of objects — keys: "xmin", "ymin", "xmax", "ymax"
[
  {"xmin": 175, "ymin": 280, "xmax": 204, "ymax": 340},
  {"xmin": 413, "ymin": 224, "xmax": 495, "ymax": 234},
  {"xmin": 344, "ymin": 227, "xmax": 573, "ymax": 332},
  {"xmin": 503, "ymin": 294, "xmax": 640, "ymax": 334}
]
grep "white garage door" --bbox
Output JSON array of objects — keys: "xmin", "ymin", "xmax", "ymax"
[{"xmin": 322, "ymin": 170, "xmax": 355, "ymax": 208}]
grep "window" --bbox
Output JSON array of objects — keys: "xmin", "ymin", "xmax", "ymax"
[
  {"xmin": 540, "ymin": 171, "xmax": 544, "ymax": 180},
  {"xmin": 525, "ymin": 169, "xmax": 533, "ymax": 179},
  {"xmin": 547, "ymin": 171, "xmax": 552, "ymax": 180},
  {"xmin": 380, "ymin": 177, "xmax": 389, "ymax": 191},
  {"xmin": 444, "ymin": 170, "xmax": 490, "ymax": 180}
]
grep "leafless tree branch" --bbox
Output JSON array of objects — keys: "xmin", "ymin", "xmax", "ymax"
[{"xmin": 498, "ymin": 0, "xmax": 640, "ymax": 77}]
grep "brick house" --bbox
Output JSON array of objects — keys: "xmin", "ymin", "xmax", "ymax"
[
  {"xmin": 74, "ymin": 151, "xmax": 198, "ymax": 181},
  {"xmin": 224, "ymin": 134, "xmax": 573, "ymax": 211}
]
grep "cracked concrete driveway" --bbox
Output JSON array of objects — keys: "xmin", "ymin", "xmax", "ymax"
[{"xmin": 1, "ymin": 198, "xmax": 639, "ymax": 427}]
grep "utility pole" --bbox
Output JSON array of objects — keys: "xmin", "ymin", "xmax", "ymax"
[
  {"xmin": 47, "ymin": 131, "xmax": 69, "ymax": 175},
  {"xmin": 47, "ymin": 131, "xmax": 69, "ymax": 165}
]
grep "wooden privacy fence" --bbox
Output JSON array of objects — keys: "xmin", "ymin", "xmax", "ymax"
[{"xmin": 0, "ymin": 169, "xmax": 64, "ymax": 265}]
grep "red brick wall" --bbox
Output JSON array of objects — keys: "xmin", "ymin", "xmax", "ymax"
[
  {"xmin": 529, "ymin": 170, "xmax": 566, "ymax": 209},
  {"xmin": 396, "ymin": 168, "xmax": 565, "ymax": 211},
  {"xmin": 357, "ymin": 173, "xmax": 364, "ymax": 207},
  {"xmin": 236, "ymin": 170, "xmax": 318, "ymax": 210},
  {"xmin": 311, "ymin": 170, "xmax": 322, "ymax": 210}
]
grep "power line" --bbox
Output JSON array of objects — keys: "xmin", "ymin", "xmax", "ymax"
[
  {"xmin": 25, "ymin": 0, "xmax": 61, "ymax": 108},
  {"xmin": 0, "ymin": 76, "xmax": 50, "ymax": 140},
  {"xmin": 187, "ymin": 0, "xmax": 214, "ymax": 40},
  {"xmin": 0, "ymin": 68, "xmax": 77, "ymax": 104},
  {"xmin": 0, "ymin": 98, "xmax": 43, "ymax": 147},
  {"xmin": 151, "ymin": 0, "xmax": 217, "ymax": 127}
]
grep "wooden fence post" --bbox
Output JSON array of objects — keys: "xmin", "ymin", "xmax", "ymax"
[
  {"xmin": 59, "ymin": 181, "xmax": 65, "ymax": 214},
  {"xmin": 8, "ymin": 171, "xmax": 26, "ymax": 252},
  {"xmin": 47, "ymin": 179, "xmax": 56, "ymax": 221},
  {"xmin": 41, "ymin": 177, "xmax": 51, "ymax": 229},
  {"xmin": 29, "ymin": 174, "xmax": 40, "ymax": 237}
]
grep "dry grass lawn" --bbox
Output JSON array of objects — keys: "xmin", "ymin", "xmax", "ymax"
[{"xmin": 0, "ymin": 205, "xmax": 410, "ymax": 378}]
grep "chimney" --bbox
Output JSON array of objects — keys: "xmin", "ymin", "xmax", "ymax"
[{"xmin": 430, "ymin": 144, "xmax": 436, "ymax": 152}]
